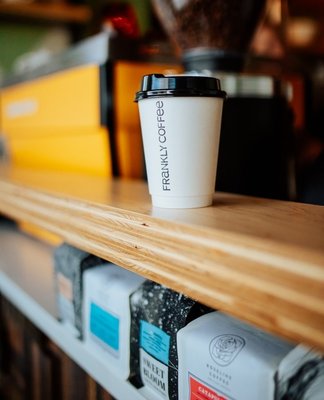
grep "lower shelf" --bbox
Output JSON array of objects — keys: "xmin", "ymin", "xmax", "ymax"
[{"xmin": 0, "ymin": 222, "xmax": 144, "ymax": 400}]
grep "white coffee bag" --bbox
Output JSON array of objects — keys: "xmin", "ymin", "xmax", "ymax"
[
  {"xmin": 83, "ymin": 263, "xmax": 146, "ymax": 379},
  {"xmin": 177, "ymin": 311, "xmax": 324, "ymax": 400}
]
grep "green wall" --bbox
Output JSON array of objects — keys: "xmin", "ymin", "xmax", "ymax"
[{"xmin": 0, "ymin": 23, "xmax": 50, "ymax": 76}]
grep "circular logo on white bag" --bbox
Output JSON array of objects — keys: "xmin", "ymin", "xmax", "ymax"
[{"xmin": 209, "ymin": 334, "xmax": 245, "ymax": 366}]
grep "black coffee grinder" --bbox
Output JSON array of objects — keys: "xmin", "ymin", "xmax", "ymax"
[{"xmin": 151, "ymin": 0, "xmax": 294, "ymax": 200}]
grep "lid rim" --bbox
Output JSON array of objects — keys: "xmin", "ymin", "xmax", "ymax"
[{"xmin": 135, "ymin": 89, "xmax": 226, "ymax": 102}]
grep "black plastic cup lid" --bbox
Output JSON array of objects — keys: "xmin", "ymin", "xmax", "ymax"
[{"xmin": 135, "ymin": 74, "xmax": 226, "ymax": 102}]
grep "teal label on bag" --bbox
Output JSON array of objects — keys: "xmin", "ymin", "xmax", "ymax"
[
  {"xmin": 140, "ymin": 320, "xmax": 170, "ymax": 364},
  {"xmin": 90, "ymin": 302, "xmax": 119, "ymax": 351}
]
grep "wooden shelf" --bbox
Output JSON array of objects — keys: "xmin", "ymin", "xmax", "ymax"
[
  {"xmin": 0, "ymin": 166, "xmax": 324, "ymax": 352},
  {"xmin": 0, "ymin": 2, "xmax": 92, "ymax": 24}
]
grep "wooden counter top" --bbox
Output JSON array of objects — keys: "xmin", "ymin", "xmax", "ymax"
[
  {"xmin": 0, "ymin": 2, "xmax": 91, "ymax": 24},
  {"xmin": 0, "ymin": 166, "xmax": 324, "ymax": 351}
]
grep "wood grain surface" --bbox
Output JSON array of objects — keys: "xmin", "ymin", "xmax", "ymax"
[
  {"xmin": 0, "ymin": 2, "xmax": 91, "ymax": 23},
  {"xmin": 0, "ymin": 166, "xmax": 324, "ymax": 352}
]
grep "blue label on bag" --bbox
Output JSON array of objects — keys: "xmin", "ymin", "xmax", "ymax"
[
  {"xmin": 90, "ymin": 302, "xmax": 119, "ymax": 351},
  {"xmin": 140, "ymin": 320, "xmax": 170, "ymax": 365}
]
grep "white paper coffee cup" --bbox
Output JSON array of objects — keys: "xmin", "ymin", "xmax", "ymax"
[{"xmin": 135, "ymin": 74, "xmax": 226, "ymax": 208}]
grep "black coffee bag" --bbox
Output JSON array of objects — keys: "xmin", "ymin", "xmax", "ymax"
[
  {"xmin": 129, "ymin": 280, "xmax": 211, "ymax": 399},
  {"xmin": 54, "ymin": 243, "xmax": 104, "ymax": 339}
]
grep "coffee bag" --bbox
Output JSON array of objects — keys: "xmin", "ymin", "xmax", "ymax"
[
  {"xmin": 53, "ymin": 243, "xmax": 104, "ymax": 338},
  {"xmin": 177, "ymin": 311, "xmax": 324, "ymax": 400},
  {"xmin": 83, "ymin": 263, "xmax": 146, "ymax": 379},
  {"xmin": 130, "ymin": 280, "xmax": 211, "ymax": 399}
]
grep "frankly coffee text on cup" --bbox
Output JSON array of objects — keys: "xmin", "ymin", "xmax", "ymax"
[{"xmin": 156, "ymin": 100, "xmax": 170, "ymax": 191}]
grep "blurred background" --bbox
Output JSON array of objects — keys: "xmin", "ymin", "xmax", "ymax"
[{"xmin": 0, "ymin": 0, "xmax": 323, "ymax": 205}]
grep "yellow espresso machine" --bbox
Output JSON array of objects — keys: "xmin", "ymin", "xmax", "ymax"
[{"xmin": 0, "ymin": 31, "xmax": 179, "ymax": 179}]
